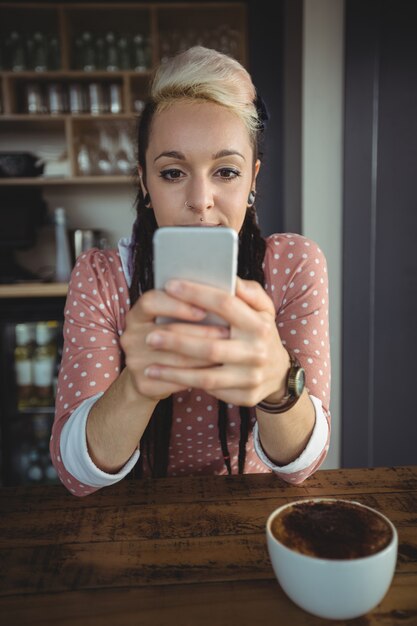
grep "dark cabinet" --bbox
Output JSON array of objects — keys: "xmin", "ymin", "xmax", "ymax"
[
  {"xmin": 342, "ymin": 0, "xmax": 417, "ymax": 467},
  {"xmin": 0, "ymin": 295, "xmax": 65, "ymax": 486}
]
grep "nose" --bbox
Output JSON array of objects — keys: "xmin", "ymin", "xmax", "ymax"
[{"xmin": 185, "ymin": 178, "xmax": 214, "ymax": 213}]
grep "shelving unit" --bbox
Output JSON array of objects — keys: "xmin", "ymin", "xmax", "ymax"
[
  {"xmin": 0, "ymin": 2, "xmax": 248, "ymax": 487},
  {"xmin": 0, "ymin": 296, "xmax": 66, "ymax": 487},
  {"xmin": 0, "ymin": 2, "xmax": 248, "ymax": 186},
  {"xmin": 0, "ymin": 282, "xmax": 68, "ymax": 298}
]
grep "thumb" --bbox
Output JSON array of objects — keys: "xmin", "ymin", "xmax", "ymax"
[{"xmin": 235, "ymin": 277, "xmax": 275, "ymax": 316}]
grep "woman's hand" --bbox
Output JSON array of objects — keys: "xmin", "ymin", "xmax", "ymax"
[
  {"xmin": 141, "ymin": 277, "xmax": 290, "ymax": 406},
  {"xmin": 120, "ymin": 288, "xmax": 230, "ymax": 402}
]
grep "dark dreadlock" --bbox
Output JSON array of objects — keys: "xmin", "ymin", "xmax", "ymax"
[{"xmin": 128, "ymin": 89, "xmax": 267, "ymax": 478}]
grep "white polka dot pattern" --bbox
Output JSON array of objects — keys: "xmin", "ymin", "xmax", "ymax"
[{"xmin": 50, "ymin": 234, "xmax": 331, "ymax": 496}]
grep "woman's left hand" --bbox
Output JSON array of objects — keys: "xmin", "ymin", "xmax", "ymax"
[{"xmin": 143, "ymin": 277, "xmax": 290, "ymax": 406}]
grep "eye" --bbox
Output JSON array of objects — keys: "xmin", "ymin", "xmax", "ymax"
[
  {"xmin": 159, "ymin": 169, "xmax": 184, "ymax": 181},
  {"xmin": 216, "ymin": 167, "xmax": 241, "ymax": 180}
]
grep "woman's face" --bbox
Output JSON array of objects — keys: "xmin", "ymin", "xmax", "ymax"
[{"xmin": 140, "ymin": 101, "xmax": 260, "ymax": 233}]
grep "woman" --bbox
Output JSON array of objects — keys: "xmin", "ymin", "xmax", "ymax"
[{"xmin": 51, "ymin": 46, "xmax": 330, "ymax": 496}]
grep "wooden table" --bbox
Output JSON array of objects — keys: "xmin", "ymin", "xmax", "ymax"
[{"xmin": 0, "ymin": 466, "xmax": 416, "ymax": 626}]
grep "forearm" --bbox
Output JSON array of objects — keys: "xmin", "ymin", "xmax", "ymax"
[
  {"xmin": 86, "ymin": 368, "xmax": 157, "ymax": 473},
  {"xmin": 256, "ymin": 389, "xmax": 315, "ymax": 466}
]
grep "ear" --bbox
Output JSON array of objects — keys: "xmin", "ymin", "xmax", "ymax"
[
  {"xmin": 250, "ymin": 159, "xmax": 261, "ymax": 193},
  {"xmin": 252, "ymin": 158, "xmax": 261, "ymax": 191},
  {"xmin": 138, "ymin": 166, "xmax": 148, "ymax": 197},
  {"xmin": 247, "ymin": 160, "xmax": 261, "ymax": 207}
]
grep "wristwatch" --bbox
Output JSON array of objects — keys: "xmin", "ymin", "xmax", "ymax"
[{"xmin": 257, "ymin": 353, "xmax": 305, "ymax": 414}]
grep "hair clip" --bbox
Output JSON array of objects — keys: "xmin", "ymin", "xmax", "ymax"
[{"xmin": 254, "ymin": 94, "xmax": 270, "ymax": 132}]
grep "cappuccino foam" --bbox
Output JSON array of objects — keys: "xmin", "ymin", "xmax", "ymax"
[{"xmin": 271, "ymin": 500, "xmax": 392, "ymax": 560}]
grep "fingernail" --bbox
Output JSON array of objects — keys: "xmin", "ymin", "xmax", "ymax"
[
  {"xmin": 165, "ymin": 279, "xmax": 182, "ymax": 294},
  {"xmin": 146, "ymin": 332, "xmax": 163, "ymax": 347},
  {"xmin": 191, "ymin": 306, "xmax": 206, "ymax": 318},
  {"xmin": 144, "ymin": 366, "xmax": 160, "ymax": 378}
]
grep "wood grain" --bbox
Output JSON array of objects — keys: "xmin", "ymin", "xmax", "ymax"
[
  {"xmin": 0, "ymin": 282, "xmax": 68, "ymax": 298},
  {"xmin": 0, "ymin": 466, "xmax": 416, "ymax": 625}
]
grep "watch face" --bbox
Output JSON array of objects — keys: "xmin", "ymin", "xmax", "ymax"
[{"xmin": 293, "ymin": 367, "xmax": 305, "ymax": 397}]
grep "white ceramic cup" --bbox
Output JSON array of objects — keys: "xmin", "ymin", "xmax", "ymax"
[{"xmin": 266, "ymin": 498, "xmax": 398, "ymax": 620}]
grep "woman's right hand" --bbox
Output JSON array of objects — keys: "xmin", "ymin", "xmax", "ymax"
[{"xmin": 120, "ymin": 288, "xmax": 229, "ymax": 402}]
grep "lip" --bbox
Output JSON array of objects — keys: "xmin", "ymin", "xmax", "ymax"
[{"xmin": 180, "ymin": 223, "xmax": 222, "ymax": 227}]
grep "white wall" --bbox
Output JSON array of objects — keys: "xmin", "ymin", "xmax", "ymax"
[
  {"xmin": 0, "ymin": 124, "xmax": 137, "ymax": 275},
  {"xmin": 302, "ymin": 0, "xmax": 344, "ymax": 469},
  {"xmin": 17, "ymin": 184, "xmax": 136, "ymax": 277}
]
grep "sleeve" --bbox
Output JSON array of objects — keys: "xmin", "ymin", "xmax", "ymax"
[
  {"xmin": 59, "ymin": 393, "xmax": 140, "ymax": 491},
  {"xmin": 256, "ymin": 234, "xmax": 331, "ymax": 483},
  {"xmin": 49, "ymin": 248, "xmax": 139, "ymax": 496}
]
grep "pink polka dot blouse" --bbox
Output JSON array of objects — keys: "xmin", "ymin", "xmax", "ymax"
[{"xmin": 50, "ymin": 233, "xmax": 331, "ymax": 496}]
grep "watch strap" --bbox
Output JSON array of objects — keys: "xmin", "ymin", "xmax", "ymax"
[
  {"xmin": 257, "ymin": 394, "xmax": 301, "ymax": 414},
  {"xmin": 256, "ymin": 354, "xmax": 304, "ymax": 414}
]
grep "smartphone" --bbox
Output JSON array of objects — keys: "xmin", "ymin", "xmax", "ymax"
[{"xmin": 153, "ymin": 226, "xmax": 238, "ymax": 326}]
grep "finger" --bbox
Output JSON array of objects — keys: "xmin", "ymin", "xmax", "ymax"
[
  {"xmin": 164, "ymin": 279, "xmax": 259, "ymax": 331},
  {"xmin": 121, "ymin": 319, "xmax": 229, "ymax": 363},
  {"xmin": 145, "ymin": 349, "xmax": 214, "ymax": 369},
  {"xmin": 146, "ymin": 331, "xmax": 264, "ymax": 366},
  {"xmin": 159, "ymin": 322, "xmax": 230, "ymax": 340},
  {"xmin": 144, "ymin": 363, "xmax": 257, "ymax": 393},
  {"xmin": 235, "ymin": 278, "xmax": 276, "ymax": 316},
  {"xmin": 133, "ymin": 289, "xmax": 207, "ymax": 324},
  {"xmin": 124, "ymin": 343, "xmax": 213, "ymax": 372},
  {"xmin": 136, "ymin": 376, "xmax": 188, "ymax": 399}
]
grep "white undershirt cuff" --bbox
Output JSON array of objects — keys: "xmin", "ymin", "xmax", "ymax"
[
  {"xmin": 253, "ymin": 394, "xmax": 329, "ymax": 474},
  {"xmin": 60, "ymin": 393, "xmax": 140, "ymax": 488}
]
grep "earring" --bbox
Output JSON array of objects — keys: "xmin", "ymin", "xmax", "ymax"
[
  {"xmin": 143, "ymin": 192, "xmax": 151, "ymax": 208},
  {"xmin": 247, "ymin": 190, "xmax": 256, "ymax": 207}
]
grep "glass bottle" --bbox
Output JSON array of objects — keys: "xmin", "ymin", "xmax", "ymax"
[
  {"xmin": 95, "ymin": 36, "xmax": 106, "ymax": 70},
  {"xmin": 81, "ymin": 31, "xmax": 96, "ymax": 71},
  {"xmin": 132, "ymin": 34, "xmax": 146, "ymax": 71},
  {"xmin": 26, "ymin": 448, "xmax": 44, "ymax": 483},
  {"xmin": 33, "ymin": 414, "xmax": 58, "ymax": 484},
  {"xmin": 33, "ymin": 322, "xmax": 56, "ymax": 407},
  {"xmin": 8, "ymin": 30, "xmax": 26, "ymax": 71},
  {"xmin": 25, "ymin": 34, "xmax": 34, "ymax": 70},
  {"xmin": 77, "ymin": 144, "xmax": 93, "ymax": 176},
  {"xmin": 117, "ymin": 34, "xmax": 131, "ymax": 70},
  {"xmin": 33, "ymin": 31, "xmax": 48, "ymax": 72},
  {"xmin": 109, "ymin": 82, "xmax": 123, "ymax": 114},
  {"xmin": 54, "ymin": 207, "xmax": 72, "ymax": 282},
  {"xmin": 14, "ymin": 441, "xmax": 31, "ymax": 483},
  {"xmin": 48, "ymin": 35, "xmax": 61, "ymax": 71},
  {"xmin": 144, "ymin": 36, "xmax": 152, "ymax": 68},
  {"xmin": 115, "ymin": 122, "xmax": 134, "ymax": 174},
  {"xmin": 14, "ymin": 323, "xmax": 35, "ymax": 410},
  {"xmin": 105, "ymin": 32, "xmax": 119, "ymax": 71}
]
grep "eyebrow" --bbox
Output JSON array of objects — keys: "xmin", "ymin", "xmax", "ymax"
[{"xmin": 154, "ymin": 149, "xmax": 246, "ymax": 163}]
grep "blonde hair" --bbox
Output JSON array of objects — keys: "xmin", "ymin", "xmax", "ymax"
[{"xmin": 150, "ymin": 46, "xmax": 259, "ymax": 139}]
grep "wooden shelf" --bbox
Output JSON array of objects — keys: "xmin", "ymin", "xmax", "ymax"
[
  {"xmin": 0, "ymin": 176, "xmax": 133, "ymax": 185},
  {"xmin": 0, "ymin": 2, "xmax": 247, "ymax": 185},
  {"xmin": 1, "ymin": 70, "xmax": 151, "ymax": 79},
  {"xmin": 0, "ymin": 113, "xmax": 135, "ymax": 121},
  {"xmin": 0, "ymin": 282, "xmax": 68, "ymax": 299},
  {"xmin": 0, "ymin": 1, "xmax": 248, "ymax": 193}
]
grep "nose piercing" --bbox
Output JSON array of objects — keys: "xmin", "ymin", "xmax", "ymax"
[{"xmin": 185, "ymin": 200, "xmax": 204, "ymax": 221}]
